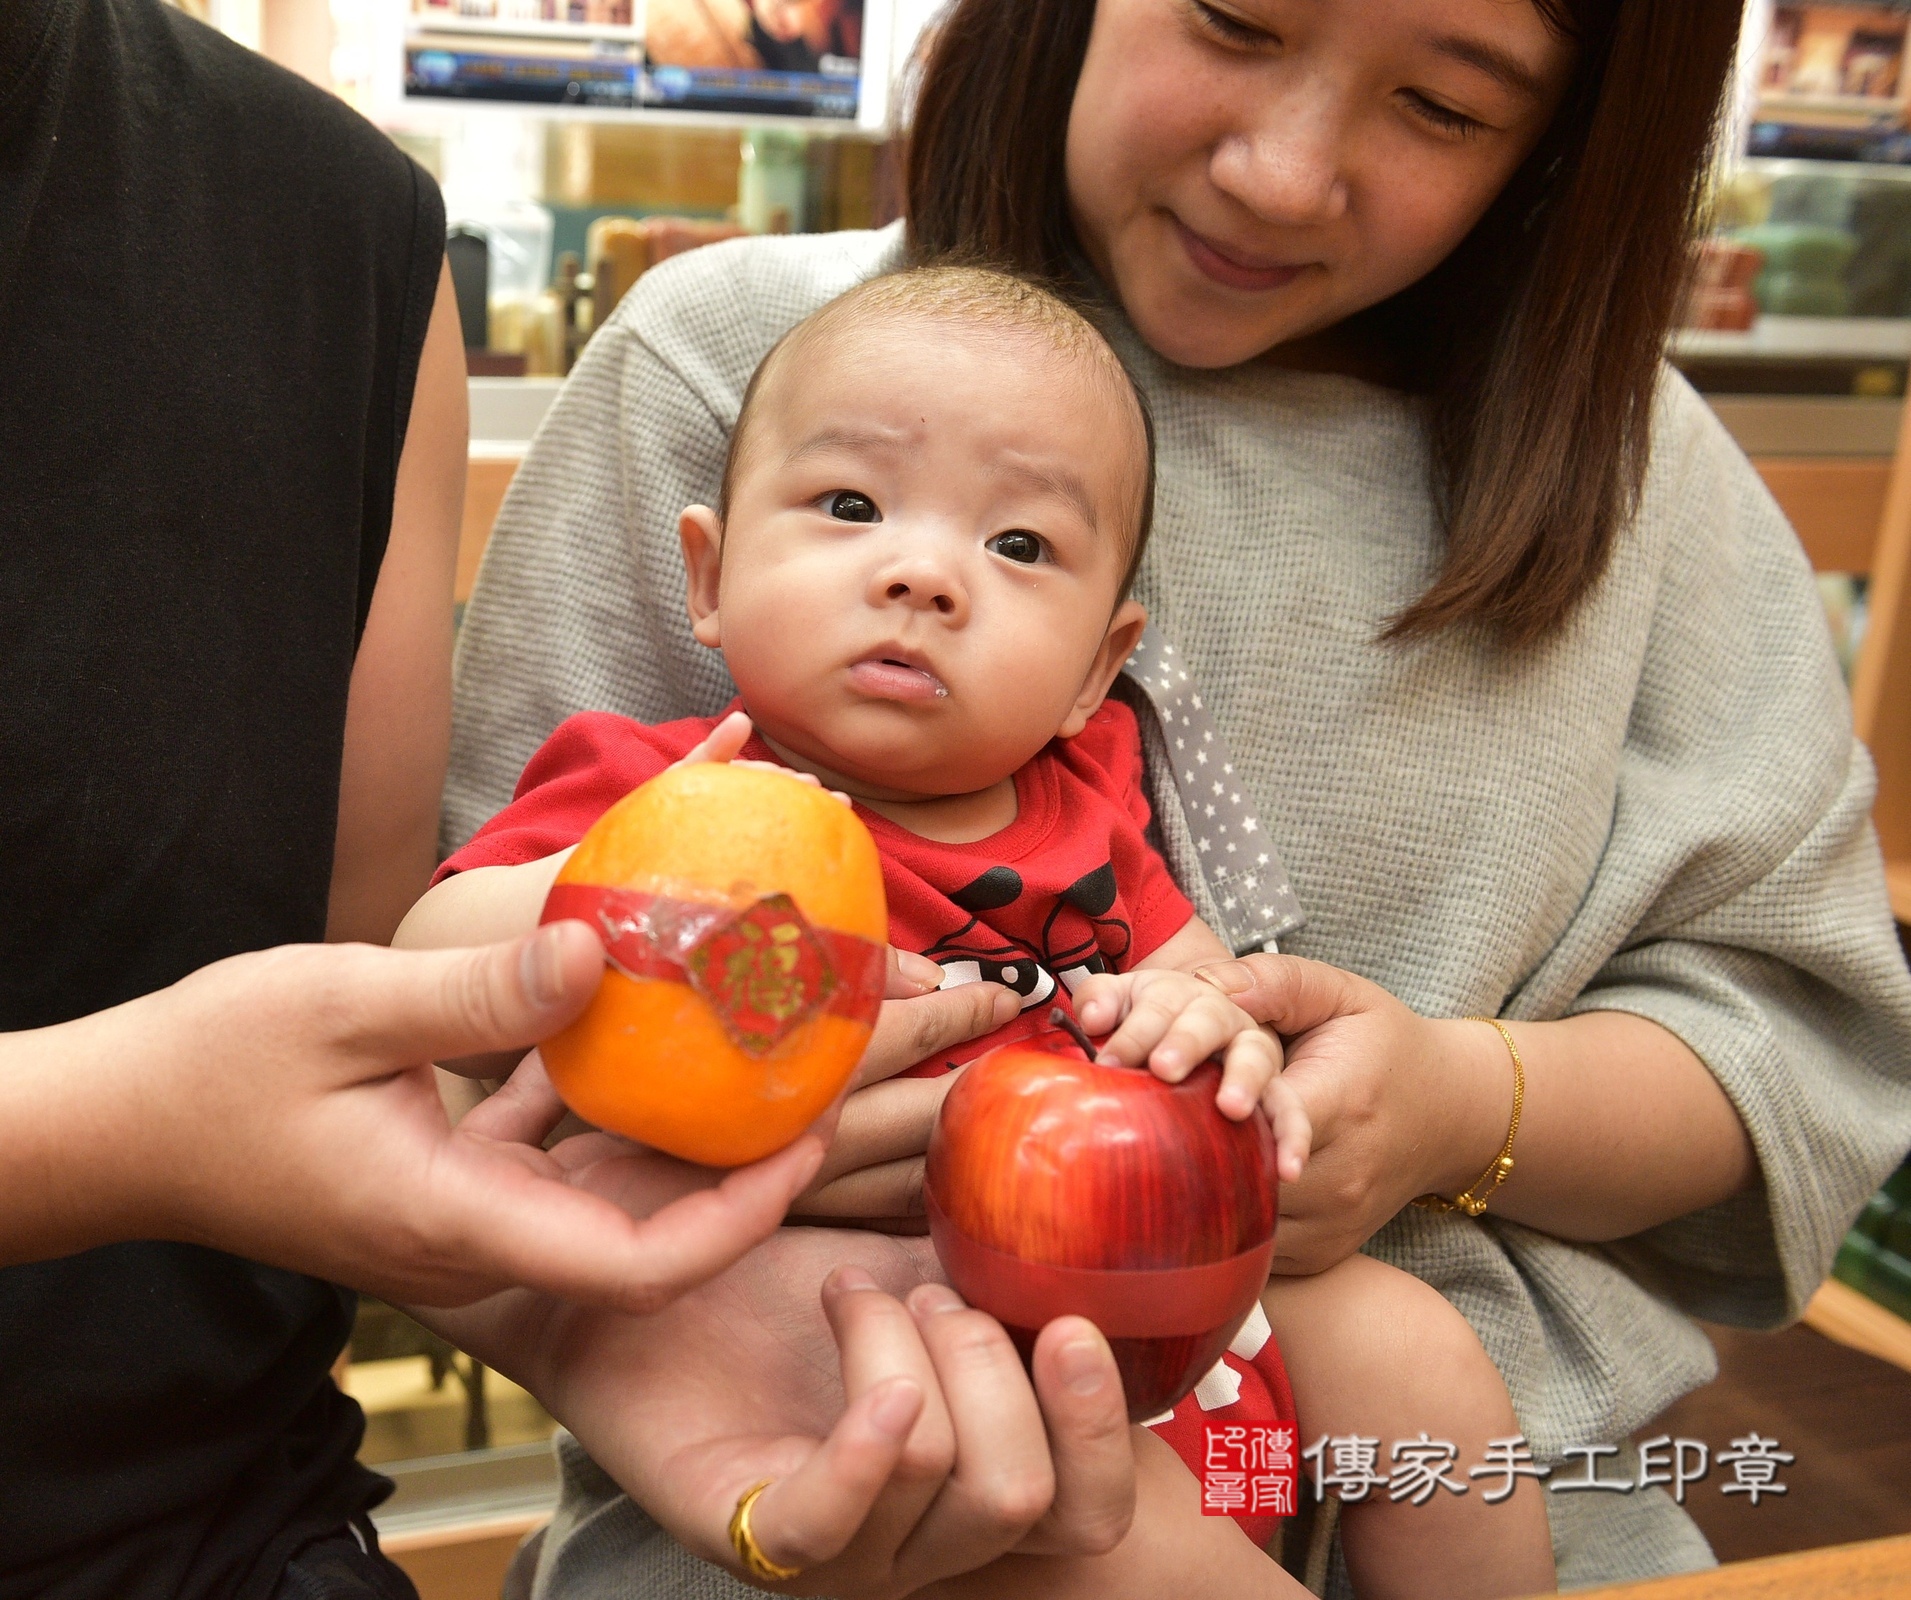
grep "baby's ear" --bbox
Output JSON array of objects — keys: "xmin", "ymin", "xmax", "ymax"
[
  {"xmin": 678, "ymin": 505, "xmax": 724, "ymax": 649},
  {"xmin": 1059, "ymin": 600, "xmax": 1148, "ymax": 738}
]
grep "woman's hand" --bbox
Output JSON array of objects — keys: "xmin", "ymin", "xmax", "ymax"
[
  {"xmin": 0, "ymin": 923, "xmax": 827, "ymax": 1312},
  {"xmin": 1192, "ymin": 953, "xmax": 1759, "ymax": 1266},
  {"xmin": 421, "ymin": 1229, "xmax": 1137, "ymax": 1598},
  {"xmin": 1191, "ymin": 954, "xmax": 1506, "ymax": 1274}
]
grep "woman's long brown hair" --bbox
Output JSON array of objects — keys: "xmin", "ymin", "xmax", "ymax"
[{"xmin": 904, "ymin": 0, "xmax": 1744, "ymax": 647}]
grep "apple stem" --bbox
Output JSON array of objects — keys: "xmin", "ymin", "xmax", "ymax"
[{"xmin": 1049, "ymin": 1007, "xmax": 1097, "ymax": 1061}]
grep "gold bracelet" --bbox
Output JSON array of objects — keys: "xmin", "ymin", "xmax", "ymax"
[
  {"xmin": 728, "ymin": 1479, "xmax": 802, "ymax": 1583},
  {"xmin": 1413, "ymin": 1017, "xmax": 1524, "ymax": 1217}
]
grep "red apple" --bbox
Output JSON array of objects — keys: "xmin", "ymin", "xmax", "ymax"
[{"xmin": 925, "ymin": 1026, "xmax": 1278, "ymax": 1420}]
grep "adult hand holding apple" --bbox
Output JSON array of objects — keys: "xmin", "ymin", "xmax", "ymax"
[{"xmin": 414, "ymin": 1225, "xmax": 1140, "ymax": 1597}]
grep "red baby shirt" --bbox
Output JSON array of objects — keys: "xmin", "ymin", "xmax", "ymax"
[{"xmin": 439, "ymin": 697, "xmax": 1297, "ymax": 1544}]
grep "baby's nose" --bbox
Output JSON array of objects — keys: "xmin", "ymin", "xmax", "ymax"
[{"xmin": 886, "ymin": 576, "xmax": 958, "ymax": 615}]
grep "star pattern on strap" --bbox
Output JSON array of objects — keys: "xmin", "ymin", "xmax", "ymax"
[{"xmin": 1122, "ymin": 626, "xmax": 1305, "ymax": 955}]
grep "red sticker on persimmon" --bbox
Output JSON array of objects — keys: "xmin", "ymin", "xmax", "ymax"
[
  {"xmin": 542, "ymin": 883, "xmax": 885, "ymax": 1057},
  {"xmin": 683, "ymin": 893, "xmax": 836, "ymax": 1054}
]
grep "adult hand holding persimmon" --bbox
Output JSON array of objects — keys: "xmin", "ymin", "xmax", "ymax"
[
  {"xmin": 538, "ymin": 756, "xmax": 889, "ymax": 1167},
  {"xmin": 401, "ymin": 707, "xmax": 1020, "ymax": 1224},
  {"xmin": 0, "ymin": 925, "xmax": 826, "ymax": 1313}
]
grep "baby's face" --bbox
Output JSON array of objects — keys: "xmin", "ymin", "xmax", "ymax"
[{"xmin": 687, "ymin": 316, "xmax": 1146, "ymax": 800}]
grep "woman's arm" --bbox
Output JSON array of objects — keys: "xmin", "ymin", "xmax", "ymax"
[
  {"xmin": 326, "ymin": 259, "xmax": 466, "ymax": 946},
  {"xmin": 1196, "ymin": 955, "xmax": 1757, "ymax": 1271},
  {"xmin": 1210, "ymin": 391, "xmax": 1911, "ymax": 1303},
  {"xmin": 1436, "ymin": 1008, "xmax": 1754, "ymax": 1239}
]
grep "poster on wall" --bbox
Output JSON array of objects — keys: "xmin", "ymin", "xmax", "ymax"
[
  {"xmin": 1750, "ymin": 2, "xmax": 1911, "ymax": 160},
  {"xmin": 403, "ymin": 0, "xmax": 867, "ymax": 121}
]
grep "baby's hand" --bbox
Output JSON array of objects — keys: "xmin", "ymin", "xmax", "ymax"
[
  {"xmin": 1073, "ymin": 969, "xmax": 1311, "ymax": 1182},
  {"xmin": 675, "ymin": 710, "xmax": 850, "ymax": 804}
]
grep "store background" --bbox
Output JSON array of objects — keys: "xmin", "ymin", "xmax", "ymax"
[{"xmin": 151, "ymin": 0, "xmax": 1911, "ymax": 1592}]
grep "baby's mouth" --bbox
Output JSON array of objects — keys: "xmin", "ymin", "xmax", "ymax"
[{"xmin": 849, "ymin": 655, "xmax": 950, "ymax": 703}]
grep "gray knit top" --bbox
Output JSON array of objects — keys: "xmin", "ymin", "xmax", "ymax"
[{"xmin": 445, "ymin": 224, "xmax": 1911, "ymax": 1591}]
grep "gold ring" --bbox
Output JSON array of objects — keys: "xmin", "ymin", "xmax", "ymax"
[{"xmin": 729, "ymin": 1479, "xmax": 802, "ymax": 1583}]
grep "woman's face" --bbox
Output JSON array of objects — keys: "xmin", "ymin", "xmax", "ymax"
[{"xmin": 1066, "ymin": 0, "xmax": 1576, "ymax": 368}]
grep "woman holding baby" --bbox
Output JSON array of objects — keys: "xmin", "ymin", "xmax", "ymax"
[{"xmin": 428, "ymin": 0, "xmax": 1911, "ymax": 1595}]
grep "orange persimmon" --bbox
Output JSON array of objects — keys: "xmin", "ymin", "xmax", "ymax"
[{"xmin": 539, "ymin": 762, "xmax": 887, "ymax": 1166}]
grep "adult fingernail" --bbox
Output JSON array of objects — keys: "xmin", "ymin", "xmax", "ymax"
[
  {"xmin": 521, "ymin": 926, "xmax": 568, "ymax": 1007},
  {"xmin": 991, "ymin": 987, "xmax": 1020, "ymax": 1025},
  {"xmin": 1196, "ymin": 962, "xmax": 1250, "ymax": 996},
  {"xmin": 1057, "ymin": 1338, "xmax": 1106, "ymax": 1396},
  {"xmin": 910, "ymin": 1283, "xmax": 964, "ymax": 1316},
  {"xmin": 786, "ymin": 1134, "xmax": 827, "ymax": 1188},
  {"xmin": 898, "ymin": 951, "xmax": 942, "ymax": 990},
  {"xmin": 869, "ymin": 1379, "xmax": 922, "ymax": 1438},
  {"xmin": 827, "ymin": 1265, "xmax": 879, "ymax": 1295}
]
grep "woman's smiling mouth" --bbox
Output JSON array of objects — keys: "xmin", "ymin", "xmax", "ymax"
[{"xmin": 1171, "ymin": 216, "xmax": 1311, "ymax": 294}]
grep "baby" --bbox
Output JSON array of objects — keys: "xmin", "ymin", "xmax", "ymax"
[{"xmin": 406, "ymin": 267, "xmax": 1553, "ymax": 1598}]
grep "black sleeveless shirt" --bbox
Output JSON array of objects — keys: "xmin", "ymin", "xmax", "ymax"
[{"xmin": 0, "ymin": 2, "xmax": 443, "ymax": 1594}]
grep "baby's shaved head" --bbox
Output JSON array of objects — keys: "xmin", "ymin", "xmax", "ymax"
[{"xmin": 719, "ymin": 265, "xmax": 1155, "ymax": 591}]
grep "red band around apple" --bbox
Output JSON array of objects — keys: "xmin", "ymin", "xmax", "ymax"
[
  {"xmin": 926, "ymin": 1190, "xmax": 1276, "ymax": 1338},
  {"xmin": 542, "ymin": 882, "xmax": 886, "ymax": 1056}
]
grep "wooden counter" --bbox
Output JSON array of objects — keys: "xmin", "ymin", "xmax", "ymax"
[
  {"xmin": 1565, "ymin": 1532, "xmax": 1911, "ymax": 1599},
  {"xmin": 383, "ymin": 1514, "xmax": 543, "ymax": 1600},
  {"xmin": 460, "ymin": 450, "xmax": 521, "ymax": 605},
  {"xmin": 383, "ymin": 1518, "xmax": 1911, "ymax": 1600}
]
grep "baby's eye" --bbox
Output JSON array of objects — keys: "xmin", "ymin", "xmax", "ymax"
[
  {"xmin": 826, "ymin": 490, "xmax": 881, "ymax": 523},
  {"xmin": 987, "ymin": 530, "xmax": 1047, "ymax": 565}
]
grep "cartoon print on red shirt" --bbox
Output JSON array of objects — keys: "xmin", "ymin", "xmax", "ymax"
[
  {"xmin": 924, "ymin": 860, "xmax": 1134, "ymax": 1023},
  {"xmin": 923, "ymin": 866, "xmax": 1055, "ymax": 1009},
  {"xmin": 1043, "ymin": 858, "xmax": 1132, "ymax": 981}
]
